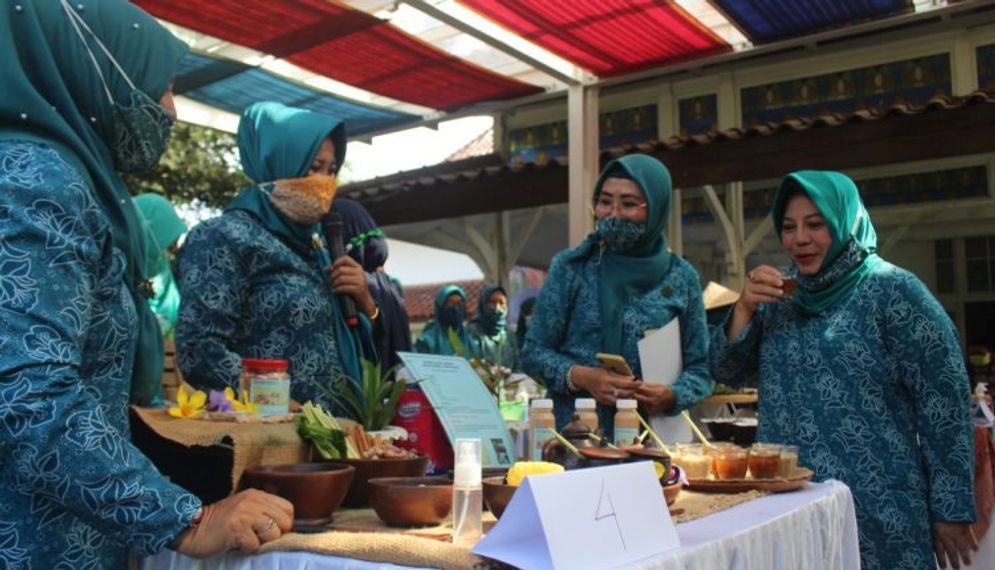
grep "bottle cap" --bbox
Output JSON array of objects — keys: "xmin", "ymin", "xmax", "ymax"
[
  {"xmin": 530, "ymin": 398, "xmax": 553, "ymax": 409},
  {"xmin": 453, "ymin": 438, "xmax": 481, "ymax": 487},
  {"xmin": 575, "ymin": 398, "xmax": 596, "ymax": 410},
  {"xmin": 616, "ymin": 399, "xmax": 637, "ymax": 409}
]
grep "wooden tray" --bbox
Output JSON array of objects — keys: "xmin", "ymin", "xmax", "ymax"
[{"xmin": 686, "ymin": 467, "xmax": 814, "ymax": 494}]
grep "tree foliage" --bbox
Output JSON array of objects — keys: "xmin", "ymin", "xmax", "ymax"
[{"xmin": 122, "ymin": 122, "xmax": 247, "ymax": 208}]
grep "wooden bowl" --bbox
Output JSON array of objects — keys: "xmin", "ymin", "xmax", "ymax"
[
  {"xmin": 368, "ymin": 477, "xmax": 453, "ymax": 527},
  {"xmin": 336, "ymin": 455, "xmax": 430, "ymax": 507},
  {"xmin": 482, "ymin": 476, "xmax": 518, "ymax": 519},
  {"xmin": 240, "ymin": 463, "xmax": 355, "ymax": 526}
]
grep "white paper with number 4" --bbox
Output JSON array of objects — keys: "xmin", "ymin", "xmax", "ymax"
[{"xmin": 473, "ymin": 462, "xmax": 679, "ymax": 569}]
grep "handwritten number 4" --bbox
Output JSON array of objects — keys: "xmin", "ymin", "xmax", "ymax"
[{"xmin": 595, "ymin": 479, "xmax": 627, "ymax": 551}]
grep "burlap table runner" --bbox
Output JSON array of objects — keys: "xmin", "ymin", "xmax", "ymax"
[
  {"xmin": 257, "ymin": 487, "xmax": 767, "ymax": 567},
  {"xmin": 131, "ymin": 407, "xmax": 336, "ymax": 491}
]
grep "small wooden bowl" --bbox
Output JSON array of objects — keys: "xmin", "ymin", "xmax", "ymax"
[
  {"xmin": 482, "ymin": 476, "xmax": 518, "ymax": 519},
  {"xmin": 335, "ymin": 455, "xmax": 430, "ymax": 507},
  {"xmin": 368, "ymin": 477, "xmax": 453, "ymax": 527},
  {"xmin": 240, "ymin": 463, "xmax": 355, "ymax": 527}
]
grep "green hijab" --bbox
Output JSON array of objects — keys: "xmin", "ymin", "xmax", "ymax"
[
  {"xmin": 0, "ymin": 0, "xmax": 189, "ymax": 405},
  {"xmin": 227, "ymin": 102, "xmax": 369, "ymax": 382},
  {"xmin": 565, "ymin": 154, "xmax": 674, "ymax": 354},
  {"xmin": 771, "ymin": 170, "xmax": 884, "ymax": 315},
  {"xmin": 134, "ymin": 194, "xmax": 187, "ymax": 336}
]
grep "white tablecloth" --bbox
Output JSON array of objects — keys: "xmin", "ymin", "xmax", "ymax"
[{"xmin": 144, "ymin": 480, "xmax": 859, "ymax": 570}]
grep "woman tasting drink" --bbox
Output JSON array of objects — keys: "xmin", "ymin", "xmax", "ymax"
[{"xmin": 710, "ymin": 170, "xmax": 977, "ymax": 570}]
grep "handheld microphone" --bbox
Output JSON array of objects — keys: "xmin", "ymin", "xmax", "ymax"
[{"xmin": 322, "ymin": 212, "xmax": 359, "ymax": 328}]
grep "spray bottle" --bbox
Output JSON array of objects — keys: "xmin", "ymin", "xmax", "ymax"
[{"xmin": 452, "ymin": 438, "xmax": 482, "ymax": 548}]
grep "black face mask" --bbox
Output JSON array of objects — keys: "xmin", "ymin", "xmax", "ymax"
[{"xmin": 438, "ymin": 305, "xmax": 465, "ymax": 328}]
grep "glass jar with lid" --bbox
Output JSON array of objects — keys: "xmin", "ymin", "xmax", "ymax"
[{"xmin": 241, "ymin": 358, "xmax": 290, "ymax": 416}]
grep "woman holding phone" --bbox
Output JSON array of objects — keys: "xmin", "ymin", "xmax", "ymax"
[{"xmin": 521, "ymin": 155, "xmax": 712, "ymax": 438}]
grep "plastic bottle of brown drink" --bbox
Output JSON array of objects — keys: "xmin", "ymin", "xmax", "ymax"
[
  {"xmin": 529, "ymin": 399, "xmax": 555, "ymax": 461},
  {"xmin": 574, "ymin": 398, "xmax": 599, "ymax": 432},
  {"xmin": 614, "ymin": 399, "xmax": 640, "ymax": 446}
]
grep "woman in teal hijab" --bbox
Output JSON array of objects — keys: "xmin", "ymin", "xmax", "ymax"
[
  {"xmin": 415, "ymin": 284, "xmax": 473, "ymax": 356},
  {"xmin": 711, "ymin": 171, "xmax": 977, "ymax": 569},
  {"xmin": 466, "ymin": 284, "xmax": 519, "ymax": 370},
  {"xmin": 0, "ymin": 1, "xmax": 292, "ymax": 566},
  {"xmin": 521, "ymin": 155, "xmax": 712, "ymax": 437},
  {"xmin": 135, "ymin": 193, "xmax": 188, "ymax": 338},
  {"xmin": 177, "ymin": 101, "xmax": 378, "ymax": 416}
]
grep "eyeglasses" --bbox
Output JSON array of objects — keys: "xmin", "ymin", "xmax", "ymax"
[{"xmin": 593, "ymin": 196, "xmax": 647, "ymax": 216}]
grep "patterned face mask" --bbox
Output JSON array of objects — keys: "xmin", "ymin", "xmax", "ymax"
[
  {"xmin": 267, "ymin": 175, "xmax": 337, "ymax": 225},
  {"xmin": 596, "ymin": 216, "xmax": 646, "ymax": 253},
  {"xmin": 63, "ymin": 1, "xmax": 174, "ymax": 173}
]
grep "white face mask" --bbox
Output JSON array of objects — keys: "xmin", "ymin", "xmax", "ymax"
[{"xmin": 62, "ymin": 0, "xmax": 174, "ymax": 173}]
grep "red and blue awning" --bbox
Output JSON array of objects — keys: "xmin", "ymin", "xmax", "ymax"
[{"xmin": 138, "ymin": 0, "xmax": 936, "ymax": 136}]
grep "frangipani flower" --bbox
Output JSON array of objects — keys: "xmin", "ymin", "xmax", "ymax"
[
  {"xmin": 225, "ymin": 387, "xmax": 259, "ymax": 414},
  {"xmin": 169, "ymin": 385, "xmax": 207, "ymax": 418},
  {"xmin": 207, "ymin": 390, "xmax": 234, "ymax": 413}
]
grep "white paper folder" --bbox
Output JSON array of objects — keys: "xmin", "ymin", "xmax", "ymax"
[{"xmin": 637, "ymin": 317, "xmax": 693, "ymax": 444}]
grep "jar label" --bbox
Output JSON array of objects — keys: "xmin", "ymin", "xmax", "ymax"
[{"xmin": 249, "ymin": 377, "xmax": 289, "ymax": 416}]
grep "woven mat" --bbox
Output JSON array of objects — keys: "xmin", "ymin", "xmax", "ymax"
[
  {"xmin": 258, "ymin": 488, "xmax": 766, "ymax": 568},
  {"xmin": 131, "ymin": 407, "xmax": 334, "ymax": 491},
  {"xmin": 671, "ymin": 489, "xmax": 767, "ymax": 524}
]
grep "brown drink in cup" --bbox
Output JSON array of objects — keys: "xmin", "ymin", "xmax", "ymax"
[{"xmin": 781, "ymin": 277, "xmax": 797, "ymax": 298}]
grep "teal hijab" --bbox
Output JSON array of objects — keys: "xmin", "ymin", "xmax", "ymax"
[
  {"xmin": 0, "ymin": 0, "xmax": 189, "ymax": 405},
  {"xmin": 134, "ymin": 194, "xmax": 187, "ymax": 337},
  {"xmin": 472, "ymin": 284, "xmax": 508, "ymax": 337},
  {"xmin": 228, "ymin": 101, "xmax": 346, "ymax": 250},
  {"xmin": 226, "ymin": 102, "xmax": 369, "ymax": 382},
  {"xmin": 565, "ymin": 155, "xmax": 674, "ymax": 354},
  {"xmin": 417, "ymin": 285, "xmax": 472, "ymax": 356},
  {"xmin": 771, "ymin": 170, "xmax": 884, "ymax": 315}
]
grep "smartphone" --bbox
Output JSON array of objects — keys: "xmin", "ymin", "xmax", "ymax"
[{"xmin": 595, "ymin": 353, "xmax": 634, "ymax": 376}]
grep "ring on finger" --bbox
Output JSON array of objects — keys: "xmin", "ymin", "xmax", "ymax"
[
  {"xmin": 256, "ymin": 517, "xmax": 276, "ymax": 536},
  {"xmin": 612, "ymin": 387, "xmax": 619, "ymax": 398}
]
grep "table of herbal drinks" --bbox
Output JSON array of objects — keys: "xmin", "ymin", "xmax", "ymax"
[{"xmin": 142, "ymin": 479, "xmax": 993, "ymax": 570}]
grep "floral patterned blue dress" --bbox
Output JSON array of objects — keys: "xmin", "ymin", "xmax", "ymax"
[
  {"xmin": 0, "ymin": 142, "xmax": 200, "ymax": 568},
  {"xmin": 176, "ymin": 209, "xmax": 351, "ymax": 414},
  {"xmin": 711, "ymin": 261, "xmax": 975, "ymax": 569},
  {"xmin": 521, "ymin": 253, "xmax": 713, "ymax": 437}
]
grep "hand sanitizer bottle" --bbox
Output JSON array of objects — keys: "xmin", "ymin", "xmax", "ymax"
[{"xmin": 452, "ymin": 438, "xmax": 483, "ymax": 548}]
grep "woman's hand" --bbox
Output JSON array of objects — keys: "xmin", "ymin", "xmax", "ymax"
[
  {"xmin": 173, "ymin": 489, "xmax": 294, "ymax": 557},
  {"xmin": 569, "ymin": 365, "xmax": 638, "ymax": 406},
  {"xmin": 727, "ymin": 264, "xmax": 786, "ymax": 341},
  {"xmin": 326, "ymin": 256, "xmax": 377, "ymax": 317},
  {"xmin": 933, "ymin": 521, "xmax": 978, "ymax": 569},
  {"xmin": 633, "ymin": 383, "xmax": 675, "ymax": 415},
  {"xmin": 738, "ymin": 265, "xmax": 786, "ymax": 314}
]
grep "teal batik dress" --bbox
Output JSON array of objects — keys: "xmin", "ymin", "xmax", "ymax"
[
  {"xmin": 711, "ymin": 260, "xmax": 975, "ymax": 570},
  {"xmin": 0, "ymin": 142, "xmax": 200, "ymax": 568},
  {"xmin": 521, "ymin": 252, "xmax": 713, "ymax": 438}
]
